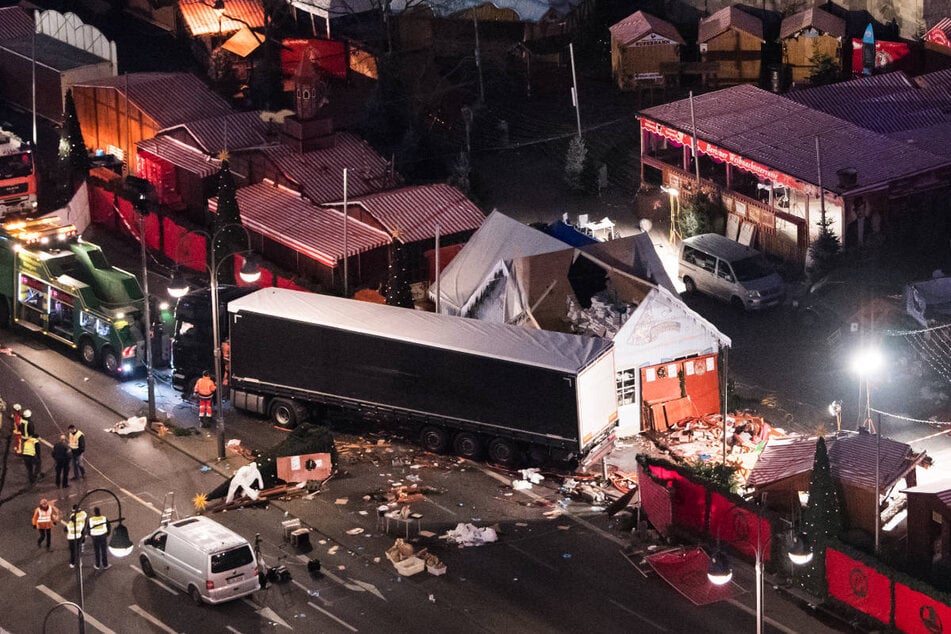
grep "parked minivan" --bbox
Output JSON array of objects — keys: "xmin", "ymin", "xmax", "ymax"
[
  {"xmin": 679, "ymin": 234, "xmax": 785, "ymax": 310},
  {"xmin": 139, "ymin": 516, "xmax": 260, "ymax": 605}
]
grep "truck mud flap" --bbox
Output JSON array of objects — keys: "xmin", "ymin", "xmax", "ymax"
[{"xmin": 578, "ymin": 432, "xmax": 617, "ymax": 473}]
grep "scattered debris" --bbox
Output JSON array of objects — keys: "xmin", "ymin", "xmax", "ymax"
[
  {"xmin": 442, "ymin": 523, "xmax": 498, "ymax": 547},
  {"xmin": 345, "ymin": 528, "xmax": 364, "ymax": 535},
  {"xmin": 335, "ymin": 498, "xmax": 348, "ymax": 505},
  {"xmin": 108, "ymin": 416, "xmax": 147, "ymax": 435}
]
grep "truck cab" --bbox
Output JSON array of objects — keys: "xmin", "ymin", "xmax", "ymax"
[{"xmin": 0, "ymin": 219, "xmax": 147, "ymax": 375}]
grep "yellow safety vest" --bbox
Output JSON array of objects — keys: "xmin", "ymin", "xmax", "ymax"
[
  {"xmin": 68, "ymin": 430, "xmax": 84, "ymax": 450},
  {"xmin": 88, "ymin": 515, "xmax": 108, "ymax": 537},
  {"xmin": 21, "ymin": 437, "xmax": 36, "ymax": 457},
  {"xmin": 66, "ymin": 511, "xmax": 87, "ymax": 540}
]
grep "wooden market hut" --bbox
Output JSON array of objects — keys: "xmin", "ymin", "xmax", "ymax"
[
  {"xmin": 780, "ymin": 6, "xmax": 846, "ymax": 85},
  {"xmin": 903, "ymin": 479, "xmax": 951, "ymax": 571},
  {"xmin": 698, "ymin": 5, "xmax": 764, "ymax": 86},
  {"xmin": 609, "ymin": 10, "xmax": 685, "ymax": 90}
]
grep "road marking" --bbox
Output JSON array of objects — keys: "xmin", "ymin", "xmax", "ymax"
[
  {"xmin": 36, "ymin": 584, "xmax": 116, "ymax": 633},
  {"xmin": 608, "ymin": 598, "xmax": 669, "ymax": 632},
  {"xmin": 128, "ymin": 605, "xmax": 177, "ymax": 633},
  {"xmin": 505, "ymin": 543, "xmax": 558, "ymax": 572},
  {"xmin": 131, "ymin": 565, "xmax": 179, "ymax": 594},
  {"xmin": 241, "ymin": 600, "xmax": 292, "ymax": 630},
  {"xmin": 727, "ymin": 598, "xmax": 799, "ymax": 634},
  {"xmin": 118, "ymin": 486, "xmax": 162, "ymax": 515},
  {"xmin": 226, "ymin": 627, "xmax": 243, "ymax": 633},
  {"xmin": 308, "ymin": 601, "xmax": 358, "ymax": 631},
  {"xmin": 0, "ymin": 556, "xmax": 26, "ymax": 577},
  {"xmin": 475, "ymin": 463, "xmax": 627, "ymax": 546},
  {"xmin": 292, "ymin": 556, "xmax": 385, "ymax": 601}
]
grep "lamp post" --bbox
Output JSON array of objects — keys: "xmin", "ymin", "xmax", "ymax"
[
  {"xmin": 168, "ymin": 225, "xmax": 260, "ymax": 460},
  {"xmin": 661, "ymin": 185, "xmax": 680, "ymax": 244},
  {"xmin": 69, "ymin": 488, "xmax": 135, "ymax": 632},
  {"xmin": 127, "ymin": 176, "xmax": 157, "ymax": 423},
  {"xmin": 707, "ymin": 502, "xmax": 813, "ymax": 634},
  {"xmin": 42, "ymin": 601, "xmax": 85, "ymax": 634},
  {"xmin": 829, "ymin": 400, "xmax": 842, "ymax": 433},
  {"xmin": 213, "ymin": 0, "xmax": 225, "ymax": 41},
  {"xmin": 851, "ymin": 345, "xmax": 883, "ymax": 554}
]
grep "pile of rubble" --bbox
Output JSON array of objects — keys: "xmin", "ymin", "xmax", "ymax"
[{"xmin": 565, "ymin": 291, "xmax": 635, "ymax": 339}]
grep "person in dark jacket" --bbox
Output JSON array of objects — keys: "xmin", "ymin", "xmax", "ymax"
[{"xmin": 52, "ymin": 434, "xmax": 71, "ymax": 489}]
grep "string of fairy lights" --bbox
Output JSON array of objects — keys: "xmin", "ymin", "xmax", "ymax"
[{"xmin": 879, "ymin": 321, "xmax": 951, "ymax": 427}]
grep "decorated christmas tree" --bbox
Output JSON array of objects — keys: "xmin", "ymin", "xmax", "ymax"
[
  {"xmin": 799, "ymin": 436, "xmax": 844, "ymax": 597},
  {"xmin": 212, "ymin": 158, "xmax": 245, "ymax": 286},
  {"xmin": 384, "ymin": 237, "xmax": 414, "ymax": 308},
  {"xmin": 63, "ymin": 89, "xmax": 90, "ymax": 191}
]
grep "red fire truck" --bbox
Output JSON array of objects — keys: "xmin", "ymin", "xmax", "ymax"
[{"xmin": 0, "ymin": 127, "xmax": 38, "ymax": 218}]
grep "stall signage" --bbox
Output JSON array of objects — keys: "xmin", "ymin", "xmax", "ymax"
[{"xmin": 641, "ymin": 118, "xmax": 815, "ymax": 195}]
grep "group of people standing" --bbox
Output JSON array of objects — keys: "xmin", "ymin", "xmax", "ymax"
[
  {"xmin": 31, "ymin": 499, "xmax": 111, "ymax": 569},
  {"xmin": 10, "ymin": 402, "xmax": 87, "ymax": 487}
]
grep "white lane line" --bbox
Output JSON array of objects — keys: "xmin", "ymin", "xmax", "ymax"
[
  {"xmin": 118, "ymin": 486, "xmax": 163, "ymax": 515},
  {"xmin": 308, "ymin": 601, "xmax": 358, "ymax": 632},
  {"xmin": 505, "ymin": 543, "xmax": 558, "ymax": 572},
  {"xmin": 128, "ymin": 605, "xmax": 178, "ymax": 633},
  {"xmin": 475, "ymin": 463, "xmax": 627, "ymax": 546},
  {"xmin": 226, "ymin": 627, "xmax": 244, "ymax": 633},
  {"xmin": 0, "ymin": 556, "xmax": 26, "ymax": 577},
  {"xmin": 130, "ymin": 565, "xmax": 179, "ymax": 594},
  {"xmin": 727, "ymin": 598, "xmax": 799, "ymax": 634},
  {"xmin": 607, "ymin": 598, "xmax": 669, "ymax": 632},
  {"xmin": 36, "ymin": 584, "xmax": 117, "ymax": 634}
]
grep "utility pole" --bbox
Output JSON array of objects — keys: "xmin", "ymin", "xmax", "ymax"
[
  {"xmin": 342, "ymin": 167, "xmax": 349, "ymax": 298},
  {"xmin": 569, "ymin": 43, "xmax": 582, "ymax": 138},
  {"xmin": 473, "ymin": 17, "xmax": 485, "ymax": 104}
]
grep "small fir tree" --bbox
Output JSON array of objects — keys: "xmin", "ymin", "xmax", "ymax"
[
  {"xmin": 384, "ymin": 238, "xmax": 414, "ymax": 308},
  {"xmin": 807, "ymin": 215, "xmax": 841, "ymax": 281},
  {"xmin": 212, "ymin": 159, "xmax": 244, "ymax": 286},
  {"xmin": 564, "ymin": 135, "xmax": 587, "ymax": 192},
  {"xmin": 808, "ymin": 52, "xmax": 840, "ymax": 86},
  {"xmin": 62, "ymin": 90, "xmax": 90, "ymax": 191},
  {"xmin": 799, "ymin": 436, "xmax": 844, "ymax": 597}
]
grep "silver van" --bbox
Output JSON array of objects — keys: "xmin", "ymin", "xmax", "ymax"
[
  {"xmin": 679, "ymin": 234, "xmax": 785, "ymax": 310},
  {"xmin": 139, "ymin": 516, "xmax": 260, "ymax": 605}
]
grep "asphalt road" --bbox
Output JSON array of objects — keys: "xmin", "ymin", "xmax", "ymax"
[{"xmin": 0, "ymin": 329, "xmax": 850, "ymax": 633}]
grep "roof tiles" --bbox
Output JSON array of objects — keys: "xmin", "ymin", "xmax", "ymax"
[
  {"xmin": 780, "ymin": 7, "xmax": 845, "ymax": 40},
  {"xmin": 160, "ymin": 110, "xmax": 273, "ymax": 155},
  {"xmin": 345, "ymin": 184, "xmax": 484, "ymax": 243},
  {"xmin": 699, "ymin": 6, "xmax": 763, "ymax": 43},
  {"xmin": 610, "ymin": 10, "xmax": 685, "ymax": 46},
  {"xmin": 179, "ymin": 0, "xmax": 265, "ymax": 36}
]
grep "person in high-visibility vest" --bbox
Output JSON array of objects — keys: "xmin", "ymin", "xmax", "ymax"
[
  {"xmin": 67, "ymin": 424, "xmax": 86, "ymax": 481},
  {"xmin": 21, "ymin": 436, "xmax": 40, "ymax": 484},
  {"xmin": 88, "ymin": 506, "xmax": 111, "ymax": 570},
  {"xmin": 32, "ymin": 498, "xmax": 60, "ymax": 551},
  {"xmin": 65, "ymin": 505, "xmax": 87, "ymax": 569},
  {"xmin": 194, "ymin": 371, "xmax": 216, "ymax": 427}
]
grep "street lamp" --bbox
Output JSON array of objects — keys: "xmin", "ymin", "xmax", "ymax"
[
  {"xmin": 43, "ymin": 601, "xmax": 85, "ymax": 634},
  {"xmin": 70, "ymin": 488, "xmax": 134, "ymax": 632},
  {"xmin": 125, "ymin": 175, "xmax": 157, "ymax": 423},
  {"xmin": 828, "ymin": 400, "xmax": 842, "ymax": 433},
  {"xmin": 213, "ymin": 0, "xmax": 225, "ymax": 39},
  {"xmin": 851, "ymin": 345, "xmax": 884, "ymax": 554},
  {"xmin": 167, "ymin": 225, "xmax": 261, "ymax": 460},
  {"xmin": 661, "ymin": 185, "xmax": 680, "ymax": 244},
  {"xmin": 707, "ymin": 503, "xmax": 812, "ymax": 634}
]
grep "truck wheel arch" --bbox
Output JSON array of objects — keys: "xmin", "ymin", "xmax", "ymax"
[
  {"xmin": 101, "ymin": 346, "xmax": 120, "ymax": 376},
  {"xmin": 79, "ymin": 337, "xmax": 98, "ymax": 367},
  {"xmin": 269, "ymin": 398, "xmax": 306, "ymax": 429}
]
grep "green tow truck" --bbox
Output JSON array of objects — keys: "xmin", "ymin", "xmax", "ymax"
[{"xmin": 0, "ymin": 218, "xmax": 148, "ymax": 376}]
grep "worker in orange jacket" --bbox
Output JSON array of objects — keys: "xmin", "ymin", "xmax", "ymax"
[{"xmin": 195, "ymin": 371, "xmax": 216, "ymax": 427}]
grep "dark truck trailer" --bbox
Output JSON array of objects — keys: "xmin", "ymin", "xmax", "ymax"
[{"xmin": 227, "ymin": 288, "xmax": 619, "ymax": 469}]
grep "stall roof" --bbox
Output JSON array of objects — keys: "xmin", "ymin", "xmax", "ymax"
[
  {"xmin": 73, "ymin": 72, "xmax": 233, "ymax": 130},
  {"xmin": 903, "ymin": 479, "xmax": 951, "ymax": 512},
  {"xmin": 262, "ymin": 134, "xmax": 395, "ymax": 204},
  {"xmin": 0, "ymin": 6, "xmax": 34, "ymax": 41},
  {"xmin": 0, "ymin": 33, "xmax": 107, "ymax": 71},
  {"xmin": 387, "ymin": 0, "xmax": 584, "ymax": 21},
  {"xmin": 213, "ymin": 180, "xmax": 391, "ymax": 267},
  {"xmin": 221, "ymin": 25, "xmax": 264, "ymax": 58},
  {"xmin": 288, "ymin": 0, "xmax": 375, "ymax": 19},
  {"xmin": 229, "ymin": 287, "xmax": 614, "ymax": 373},
  {"xmin": 779, "ymin": 7, "xmax": 845, "ymax": 39},
  {"xmin": 610, "ymin": 10, "xmax": 685, "ymax": 46},
  {"xmin": 699, "ymin": 5, "xmax": 764, "ymax": 43},
  {"xmin": 179, "ymin": 0, "xmax": 265, "ymax": 36},
  {"xmin": 159, "ymin": 110, "xmax": 272, "ymax": 155},
  {"xmin": 639, "ymin": 84, "xmax": 951, "ymax": 195},
  {"xmin": 137, "ymin": 136, "xmax": 222, "ymax": 177},
  {"xmin": 339, "ymin": 184, "xmax": 485, "ymax": 244},
  {"xmin": 434, "ymin": 210, "xmax": 569, "ymax": 315}
]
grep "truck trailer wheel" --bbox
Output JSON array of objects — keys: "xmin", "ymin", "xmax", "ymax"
[
  {"xmin": 269, "ymin": 398, "xmax": 306, "ymax": 429},
  {"xmin": 79, "ymin": 338, "xmax": 98, "ymax": 368},
  {"xmin": 0, "ymin": 298, "xmax": 9, "ymax": 328},
  {"xmin": 419, "ymin": 426, "xmax": 449, "ymax": 454},
  {"xmin": 487, "ymin": 438, "xmax": 518, "ymax": 467},
  {"xmin": 453, "ymin": 432, "xmax": 483, "ymax": 460}
]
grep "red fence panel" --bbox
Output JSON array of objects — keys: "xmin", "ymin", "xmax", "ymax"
[
  {"xmin": 647, "ymin": 463, "xmax": 707, "ymax": 532},
  {"xmin": 894, "ymin": 582, "xmax": 951, "ymax": 634},
  {"xmin": 827, "ymin": 548, "xmax": 892, "ymax": 625},
  {"xmin": 638, "ymin": 464, "xmax": 674, "ymax": 536},
  {"xmin": 708, "ymin": 493, "xmax": 771, "ymax": 562}
]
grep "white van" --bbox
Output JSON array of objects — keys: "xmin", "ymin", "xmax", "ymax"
[
  {"xmin": 139, "ymin": 516, "xmax": 260, "ymax": 605},
  {"xmin": 679, "ymin": 234, "xmax": 785, "ymax": 311}
]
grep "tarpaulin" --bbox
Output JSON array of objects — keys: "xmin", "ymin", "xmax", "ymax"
[
  {"xmin": 826, "ymin": 548, "xmax": 892, "ymax": 625},
  {"xmin": 648, "ymin": 463, "xmax": 706, "ymax": 531},
  {"xmin": 708, "ymin": 493, "xmax": 771, "ymax": 562},
  {"xmin": 281, "ymin": 39, "xmax": 347, "ymax": 79},
  {"xmin": 638, "ymin": 463, "xmax": 673, "ymax": 535},
  {"xmin": 646, "ymin": 547, "xmax": 745, "ymax": 605},
  {"xmin": 894, "ymin": 581, "xmax": 951, "ymax": 634},
  {"xmin": 851, "ymin": 39, "xmax": 912, "ymax": 74}
]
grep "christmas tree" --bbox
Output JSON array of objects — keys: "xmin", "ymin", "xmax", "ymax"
[
  {"xmin": 799, "ymin": 436, "xmax": 844, "ymax": 597},
  {"xmin": 63, "ymin": 89, "xmax": 90, "ymax": 192},
  {"xmin": 212, "ymin": 159, "xmax": 245, "ymax": 286},
  {"xmin": 384, "ymin": 237, "xmax": 414, "ymax": 308}
]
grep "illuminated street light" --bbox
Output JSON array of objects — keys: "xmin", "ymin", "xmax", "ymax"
[
  {"xmin": 168, "ymin": 225, "xmax": 260, "ymax": 460},
  {"xmin": 828, "ymin": 400, "xmax": 842, "ymax": 433},
  {"xmin": 850, "ymin": 345, "xmax": 884, "ymax": 554}
]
